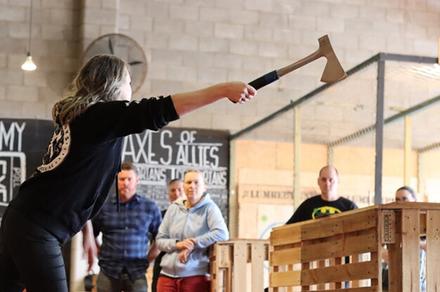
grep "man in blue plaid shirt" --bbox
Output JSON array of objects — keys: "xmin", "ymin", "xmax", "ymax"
[{"xmin": 92, "ymin": 161, "xmax": 162, "ymax": 292}]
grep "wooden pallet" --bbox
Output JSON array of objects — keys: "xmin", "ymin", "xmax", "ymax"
[
  {"xmin": 269, "ymin": 202, "xmax": 440, "ymax": 291},
  {"xmin": 210, "ymin": 239, "xmax": 269, "ymax": 292}
]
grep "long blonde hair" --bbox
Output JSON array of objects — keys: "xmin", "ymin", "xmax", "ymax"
[{"xmin": 53, "ymin": 54, "xmax": 128, "ymax": 125}]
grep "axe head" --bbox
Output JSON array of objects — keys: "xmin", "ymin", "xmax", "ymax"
[{"xmin": 318, "ymin": 35, "xmax": 347, "ymax": 83}]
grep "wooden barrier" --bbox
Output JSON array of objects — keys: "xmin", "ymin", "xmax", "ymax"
[
  {"xmin": 210, "ymin": 239, "xmax": 269, "ymax": 292},
  {"xmin": 269, "ymin": 202, "xmax": 440, "ymax": 291}
]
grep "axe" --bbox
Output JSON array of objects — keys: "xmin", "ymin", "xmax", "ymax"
[{"xmin": 248, "ymin": 35, "xmax": 346, "ymax": 90}]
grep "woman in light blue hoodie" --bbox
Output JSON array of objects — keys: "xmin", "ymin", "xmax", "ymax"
[{"xmin": 156, "ymin": 169, "xmax": 229, "ymax": 292}]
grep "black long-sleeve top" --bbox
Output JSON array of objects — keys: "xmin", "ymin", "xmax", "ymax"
[{"xmin": 9, "ymin": 96, "xmax": 179, "ymax": 243}]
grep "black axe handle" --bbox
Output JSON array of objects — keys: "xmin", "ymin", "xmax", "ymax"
[{"xmin": 248, "ymin": 70, "xmax": 279, "ymax": 90}]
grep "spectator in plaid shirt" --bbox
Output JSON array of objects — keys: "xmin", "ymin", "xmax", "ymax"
[{"xmin": 92, "ymin": 161, "xmax": 162, "ymax": 292}]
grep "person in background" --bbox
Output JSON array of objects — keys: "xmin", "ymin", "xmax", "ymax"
[
  {"xmin": 286, "ymin": 165, "xmax": 357, "ymax": 224},
  {"xmin": 151, "ymin": 179, "xmax": 184, "ymax": 292},
  {"xmin": 91, "ymin": 161, "xmax": 161, "ymax": 292},
  {"xmin": 382, "ymin": 186, "xmax": 426, "ymax": 292},
  {"xmin": 156, "ymin": 169, "xmax": 228, "ymax": 292},
  {"xmin": 0, "ymin": 54, "xmax": 256, "ymax": 292}
]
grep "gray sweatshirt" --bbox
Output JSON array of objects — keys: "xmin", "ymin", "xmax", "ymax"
[{"xmin": 156, "ymin": 194, "xmax": 229, "ymax": 278}]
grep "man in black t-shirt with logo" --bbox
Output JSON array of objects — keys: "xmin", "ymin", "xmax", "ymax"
[{"xmin": 286, "ymin": 165, "xmax": 357, "ymax": 224}]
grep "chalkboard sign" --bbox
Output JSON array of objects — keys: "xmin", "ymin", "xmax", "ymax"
[
  {"xmin": 0, "ymin": 119, "xmax": 230, "ymax": 220},
  {"xmin": 121, "ymin": 128, "xmax": 230, "ymax": 220},
  {"xmin": 0, "ymin": 119, "xmax": 54, "ymax": 217}
]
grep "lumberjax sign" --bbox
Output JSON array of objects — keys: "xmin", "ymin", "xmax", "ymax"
[{"xmin": 238, "ymin": 184, "xmax": 294, "ymax": 204}]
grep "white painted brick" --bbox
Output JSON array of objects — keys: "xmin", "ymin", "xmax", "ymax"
[
  {"xmin": 144, "ymin": 32, "xmax": 168, "ymax": 50},
  {"xmin": 330, "ymin": 4, "xmax": 359, "ymax": 18},
  {"xmin": 6, "ymin": 85, "xmax": 39, "ymax": 101},
  {"xmin": 200, "ymin": 7, "xmax": 229, "ymax": 22},
  {"xmin": 344, "ymin": 19, "xmax": 374, "ymax": 32},
  {"xmin": 130, "ymin": 16, "xmax": 153, "ymax": 31},
  {"xmin": 214, "ymin": 23, "xmax": 244, "ymax": 40},
  {"xmin": 288, "ymin": 16, "xmax": 316, "ymax": 31},
  {"xmin": 50, "ymin": 8, "xmax": 76, "ymax": 25},
  {"xmin": 273, "ymin": 29, "xmax": 301, "ymax": 44},
  {"xmin": 22, "ymin": 101, "xmax": 47, "ymax": 117},
  {"xmin": 42, "ymin": 0, "xmax": 75, "ymax": 9},
  {"xmin": 258, "ymin": 42, "xmax": 288, "ymax": 58},
  {"xmin": 386, "ymin": 9, "xmax": 405, "ymax": 23},
  {"xmin": 0, "ymin": 69, "xmax": 23, "ymax": 85},
  {"xmin": 213, "ymin": 54, "xmax": 242, "ymax": 70},
  {"xmin": 83, "ymin": 8, "xmax": 117, "ymax": 26},
  {"xmin": 169, "ymin": 35, "xmax": 198, "ymax": 51},
  {"xmin": 261, "ymin": 12, "xmax": 290, "ymax": 28},
  {"xmin": 1, "ymin": 38, "xmax": 26, "ymax": 54},
  {"xmin": 372, "ymin": 21, "xmax": 402, "ymax": 35},
  {"xmin": 80, "ymin": 24, "xmax": 100, "ymax": 40},
  {"xmin": 150, "ymin": 80, "xmax": 185, "ymax": 97},
  {"xmin": 0, "ymin": 86, "xmax": 5, "ymax": 100},
  {"xmin": 414, "ymin": 39, "xmax": 437, "ymax": 56},
  {"xmin": 41, "ymin": 24, "xmax": 65, "ymax": 40},
  {"xmin": 359, "ymin": 6, "xmax": 387, "ymax": 21},
  {"xmin": 230, "ymin": 40, "xmax": 258, "ymax": 56},
  {"xmin": 408, "ymin": 11, "xmax": 440, "ymax": 26},
  {"xmin": 197, "ymin": 67, "xmax": 227, "ymax": 83},
  {"xmin": 24, "ymin": 71, "xmax": 47, "ymax": 87},
  {"xmin": 358, "ymin": 34, "xmax": 387, "ymax": 52},
  {"xmin": 152, "ymin": 18, "xmax": 184, "ymax": 34},
  {"xmin": 145, "ymin": 1, "xmax": 169, "ymax": 18},
  {"xmin": 167, "ymin": 65, "xmax": 197, "ymax": 82},
  {"xmin": 297, "ymin": 1, "xmax": 330, "ymax": 17},
  {"xmin": 147, "ymin": 63, "xmax": 167, "ymax": 80},
  {"xmin": 199, "ymin": 37, "xmax": 229, "ymax": 53},
  {"xmin": 151, "ymin": 50, "xmax": 183, "ymax": 66},
  {"xmin": 9, "ymin": 23, "xmax": 28, "ymax": 39},
  {"xmin": 212, "ymin": 113, "xmax": 240, "ymax": 130},
  {"xmin": 243, "ymin": 26, "xmax": 272, "ymax": 42},
  {"xmin": 185, "ymin": 21, "xmax": 214, "ymax": 38},
  {"xmin": 0, "ymin": 21, "xmax": 7, "ymax": 38},
  {"xmin": 118, "ymin": 15, "xmax": 130, "ymax": 30},
  {"xmin": 120, "ymin": 0, "xmax": 146, "ymax": 15},
  {"xmin": 179, "ymin": 111, "xmax": 213, "ymax": 128},
  {"xmin": 182, "ymin": 51, "xmax": 215, "ymax": 68},
  {"xmin": 102, "ymin": 0, "xmax": 118, "ymax": 10},
  {"xmin": 0, "ymin": 5, "xmax": 26, "ymax": 22},
  {"xmin": 316, "ymin": 18, "xmax": 345, "ymax": 33},
  {"xmin": 0, "ymin": 54, "xmax": 6, "ymax": 68},
  {"xmin": 404, "ymin": 24, "xmax": 427, "ymax": 38},
  {"xmin": 330, "ymin": 32, "xmax": 359, "ymax": 50},
  {"xmin": 169, "ymin": 5, "xmax": 199, "ymax": 21},
  {"xmin": 229, "ymin": 10, "xmax": 259, "ymax": 25},
  {"xmin": 0, "ymin": 100, "xmax": 25, "ymax": 118}
]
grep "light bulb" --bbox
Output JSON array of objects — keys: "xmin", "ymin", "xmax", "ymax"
[{"xmin": 21, "ymin": 53, "xmax": 37, "ymax": 71}]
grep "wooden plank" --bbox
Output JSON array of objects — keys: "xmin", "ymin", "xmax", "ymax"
[
  {"xmin": 270, "ymin": 270, "xmax": 301, "ymax": 287},
  {"xmin": 271, "ymin": 224, "xmax": 302, "ymax": 246},
  {"xmin": 312, "ymin": 288, "xmax": 377, "ymax": 292},
  {"xmin": 388, "ymin": 211, "xmax": 402, "ymax": 292},
  {"xmin": 232, "ymin": 242, "xmax": 247, "ymax": 292},
  {"xmin": 251, "ymin": 243, "xmax": 265, "ymax": 291},
  {"xmin": 401, "ymin": 209, "xmax": 420, "ymax": 292},
  {"xmin": 301, "ymin": 260, "xmax": 378, "ymax": 285},
  {"xmin": 300, "ymin": 229, "xmax": 377, "ymax": 262},
  {"xmin": 301, "ymin": 209, "xmax": 377, "ymax": 241},
  {"xmin": 301, "ymin": 262, "xmax": 310, "ymax": 291},
  {"xmin": 270, "ymin": 246, "xmax": 301, "ymax": 265},
  {"xmin": 380, "ymin": 202, "xmax": 440, "ymax": 210},
  {"xmin": 426, "ymin": 210, "xmax": 440, "ymax": 291}
]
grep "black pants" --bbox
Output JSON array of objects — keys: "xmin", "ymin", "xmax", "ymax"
[
  {"xmin": 0, "ymin": 207, "xmax": 68, "ymax": 292},
  {"xmin": 151, "ymin": 252, "xmax": 165, "ymax": 292}
]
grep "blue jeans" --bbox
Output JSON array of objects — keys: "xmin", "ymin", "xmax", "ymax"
[{"xmin": 97, "ymin": 271, "xmax": 148, "ymax": 292}]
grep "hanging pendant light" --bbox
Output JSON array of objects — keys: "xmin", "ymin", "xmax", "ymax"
[{"xmin": 21, "ymin": 0, "xmax": 37, "ymax": 71}]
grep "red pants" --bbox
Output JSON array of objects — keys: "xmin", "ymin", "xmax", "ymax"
[{"xmin": 157, "ymin": 275, "xmax": 210, "ymax": 292}]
